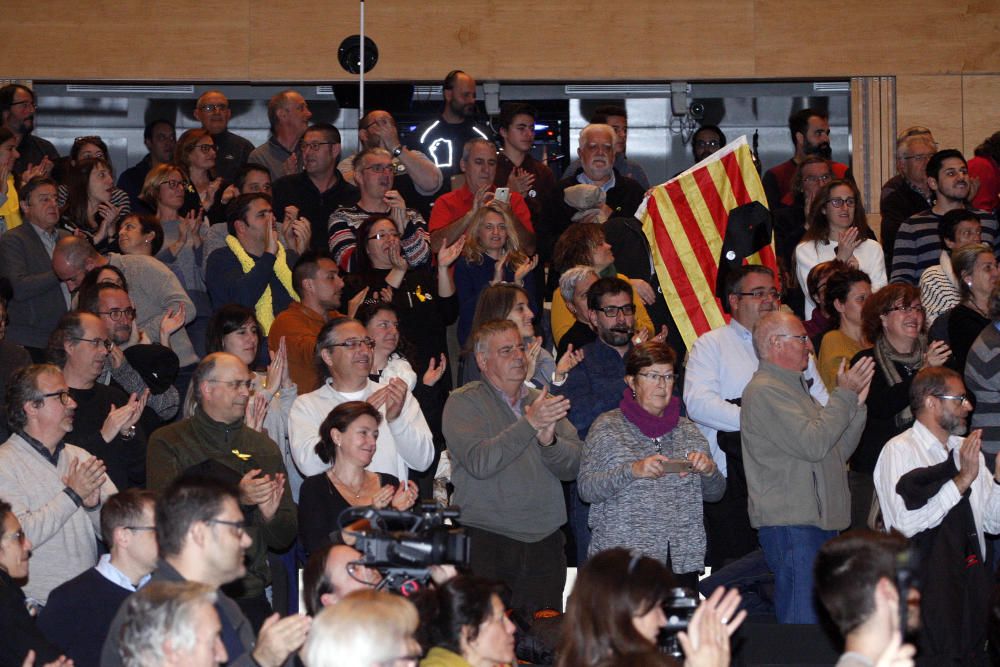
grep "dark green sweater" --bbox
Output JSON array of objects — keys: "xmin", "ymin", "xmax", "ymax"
[{"xmin": 147, "ymin": 408, "xmax": 297, "ymax": 598}]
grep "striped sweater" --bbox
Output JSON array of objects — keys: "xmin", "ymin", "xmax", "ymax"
[
  {"xmin": 326, "ymin": 205, "xmax": 430, "ymax": 272},
  {"xmin": 890, "ymin": 208, "xmax": 998, "ymax": 285},
  {"xmin": 965, "ymin": 322, "xmax": 1000, "ymax": 455}
]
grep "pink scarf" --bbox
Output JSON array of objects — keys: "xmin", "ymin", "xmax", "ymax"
[{"xmin": 619, "ymin": 388, "xmax": 680, "ymax": 438}]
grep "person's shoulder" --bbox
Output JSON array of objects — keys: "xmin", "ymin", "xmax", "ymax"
[
  {"xmin": 148, "ymin": 418, "xmax": 192, "ymax": 443},
  {"xmin": 45, "ymin": 566, "xmax": 111, "ymax": 601},
  {"xmin": 590, "ymin": 408, "xmax": 626, "ymax": 432}
]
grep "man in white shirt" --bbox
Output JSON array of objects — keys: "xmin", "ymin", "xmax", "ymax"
[
  {"xmin": 288, "ymin": 317, "xmax": 433, "ymax": 480},
  {"xmin": 875, "ymin": 366, "xmax": 1000, "ymax": 664},
  {"xmin": 684, "ymin": 265, "xmax": 828, "ymax": 567}
]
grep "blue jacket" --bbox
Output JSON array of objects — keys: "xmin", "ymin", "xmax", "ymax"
[{"xmin": 556, "ymin": 339, "xmax": 628, "ymax": 439}]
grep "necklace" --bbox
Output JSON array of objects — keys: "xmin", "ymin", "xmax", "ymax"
[
  {"xmin": 967, "ymin": 298, "xmax": 989, "ymax": 318},
  {"xmin": 328, "ymin": 467, "xmax": 367, "ymax": 499}
]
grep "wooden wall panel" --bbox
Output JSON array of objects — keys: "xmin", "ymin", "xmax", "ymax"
[
  {"xmin": 2, "ymin": 1, "xmax": 249, "ymax": 81},
  {"xmin": 962, "ymin": 75, "xmax": 1000, "ymax": 155},
  {"xmin": 895, "ymin": 75, "xmax": 964, "ymax": 153}
]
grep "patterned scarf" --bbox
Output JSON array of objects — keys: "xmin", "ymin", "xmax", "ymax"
[
  {"xmin": 224, "ymin": 235, "xmax": 299, "ymax": 333},
  {"xmin": 874, "ymin": 333, "xmax": 926, "ymax": 429}
]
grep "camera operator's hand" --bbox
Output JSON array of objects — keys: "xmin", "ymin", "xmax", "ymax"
[
  {"xmin": 429, "ymin": 564, "xmax": 459, "ymax": 585},
  {"xmin": 252, "ymin": 613, "xmax": 311, "ymax": 667},
  {"xmin": 874, "ymin": 633, "xmax": 916, "ymax": 667},
  {"xmin": 677, "ymin": 586, "xmax": 746, "ymax": 667}
]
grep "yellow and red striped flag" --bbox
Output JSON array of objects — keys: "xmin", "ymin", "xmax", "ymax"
[{"xmin": 639, "ymin": 136, "xmax": 776, "ymax": 348}]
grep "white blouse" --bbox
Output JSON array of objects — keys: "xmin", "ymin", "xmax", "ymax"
[{"xmin": 795, "ymin": 237, "xmax": 887, "ymax": 317}]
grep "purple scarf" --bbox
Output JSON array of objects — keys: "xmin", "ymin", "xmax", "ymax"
[{"xmin": 619, "ymin": 388, "xmax": 681, "ymax": 438}]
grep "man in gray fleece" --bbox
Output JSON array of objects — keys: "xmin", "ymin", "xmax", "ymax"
[
  {"xmin": 442, "ymin": 320, "xmax": 581, "ymax": 617},
  {"xmin": 741, "ymin": 312, "xmax": 874, "ymax": 625}
]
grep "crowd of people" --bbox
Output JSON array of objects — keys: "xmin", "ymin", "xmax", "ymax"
[{"xmin": 1, "ymin": 71, "xmax": 1000, "ymax": 667}]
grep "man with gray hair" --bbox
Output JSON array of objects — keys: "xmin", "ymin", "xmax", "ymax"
[
  {"xmin": 880, "ymin": 128, "xmax": 938, "ymax": 266},
  {"xmin": 741, "ymin": 311, "xmax": 873, "ymax": 624},
  {"xmin": 248, "ymin": 90, "xmax": 312, "ymax": 181},
  {"xmin": 555, "ymin": 265, "xmax": 599, "ymax": 358},
  {"xmin": 118, "ymin": 581, "xmax": 226, "ymax": 667},
  {"xmin": 442, "ymin": 319, "xmax": 582, "ymax": 617},
  {"xmin": 428, "ymin": 137, "xmax": 535, "ymax": 254},
  {"xmin": 193, "ymin": 91, "xmax": 253, "ymax": 182}
]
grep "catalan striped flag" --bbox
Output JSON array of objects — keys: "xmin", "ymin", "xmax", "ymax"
[{"xmin": 639, "ymin": 136, "xmax": 776, "ymax": 348}]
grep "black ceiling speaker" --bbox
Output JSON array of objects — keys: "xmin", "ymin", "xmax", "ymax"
[{"xmin": 338, "ymin": 35, "xmax": 378, "ymax": 75}]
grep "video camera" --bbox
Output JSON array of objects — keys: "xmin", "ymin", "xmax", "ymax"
[
  {"xmin": 658, "ymin": 587, "xmax": 700, "ymax": 659},
  {"xmin": 337, "ymin": 502, "xmax": 470, "ymax": 595}
]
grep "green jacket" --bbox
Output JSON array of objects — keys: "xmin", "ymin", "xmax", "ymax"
[{"xmin": 147, "ymin": 408, "xmax": 297, "ymax": 598}]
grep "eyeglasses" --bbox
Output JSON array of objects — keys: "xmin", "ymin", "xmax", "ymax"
[
  {"xmin": 361, "ymin": 163, "xmax": 394, "ymax": 174},
  {"xmin": 206, "ymin": 518, "xmax": 247, "ymax": 537},
  {"xmin": 594, "ymin": 304, "xmax": 636, "ymax": 318},
  {"xmin": 10, "ymin": 100, "xmax": 36, "ymax": 110},
  {"xmin": 124, "ymin": 526, "xmax": 156, "ymax": 532},
  {"xmin": 775, "ymin": 334, "xmax": 810, "ymax": 343},
  {"xmin": 193, "ymin": 144, "xmax": 217, "ymax": 153},
  {"xmin": 96, "ymin": 307, "xmax": 136, "ymax": 322},
  {"xmin": 495, "ymin": 343, "xmax": 526, "ymax": 358},
  {"xmin": 206, "ymin": 379, "xmax": 255, "ymax": 390},
  {"xmin": 71, "ymin": 336, "xmax": 113, "ymax": 351},
  {"xmin": 694, "ymin": 139, "xmax": 720, "ymax": 149},
  {"xmin": 327, "ymin": 337, "xmax": 376, "ymax": 350},
  {"xmin": 161, "ymin": 179, "xmax": 184, "ymax": 189},
  {"xmin": 636, "ymin": 371, "xmax": 674, "ymax": 385},
  {"xmin": 802, "ymin": 174, "xmax": 832, "ymax": 184},
  {"xmin": 198, "ymin": 103, "xmax": 229, "ymax": 113},
  {"xmin": 368, "ymin": 231, "xmax": 400, "ymax": 241},
  {"xmin": 827, "ymin": 197, "xmax": 857, "ymax": 208},
  {"xmin": 901, "ymin": 153, "xmax": 933, "ymax": 163},
  {"xmin": 40, "ymin": 390, "xmax": 73, "ymax": 405},
  {"xmin": 934, "ymin": 394, "xmax": 971, "ymax": 405},
  {"xmin": 301, "ymin": 141, "xmax": 336, "ymax": 152},
  {"xmin": 1, "ymin": 529, "xmax": 26, "ymax": 544},
  {"xmin": 885, "ymin": 304, "xmax": 924, "ymax": 314},
  {"xmin": 736, "ymin": 288, "xmax": 781, "ymax": 300}
]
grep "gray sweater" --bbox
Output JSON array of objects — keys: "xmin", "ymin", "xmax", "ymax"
[
  {"xmin": 0, "ymin": 434, "xmax": 117, "ymax": 603},
  {"xmin": 966, "ymin": 323, "xmax": 1000, "ymax": 455},
  {"xmin": 442, "ymin": 381, "xmax": 581, "ymax": 542},
  {"xmin": 579, "ymin": 410, "xmax": 725, "ymax": 573},
  {"xmin": 741, "ymin": 361, "xmax": 866, "ymax": 531}
]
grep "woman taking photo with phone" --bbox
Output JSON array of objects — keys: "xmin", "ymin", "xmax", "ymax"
[{"xmin": 578, "ymin": 341, "xmax": 724, "ymax": 584}]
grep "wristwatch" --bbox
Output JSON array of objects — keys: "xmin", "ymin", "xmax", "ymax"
[{"xmin": 392, "ymin": 145, "xmax": 403, "ymax": 158}]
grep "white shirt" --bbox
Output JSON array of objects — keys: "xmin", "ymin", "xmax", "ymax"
[
  {"xmin": 683, "ymin": 318, "xmax": 829, "ymax": 476},
  {"xmin": 874, "ymin": 419, "xmax": 1000, "ymax": 557},
  {"xmin": 288, "ymin": 377, "xmax": 434, "ymax": 481},
  {"xmin": 795, "ymin": 238, "xmax": 887, "ymax": 317},
  {"xmin": 95, "ymin": 554, "xmax": 150, "ymax": 592}
]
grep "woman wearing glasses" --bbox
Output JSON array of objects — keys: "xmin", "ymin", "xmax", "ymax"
[
  {"xmin": 848, "ymin": 284, "xmax": 951, "ymax": 529},
  {"xmin": 578, "ymin": 341, "xmax": 724, "ymax": 584},
  {"xmin": 0, "ymin": 498, "xmax": 66, "ymax": 667},
  {"xmin": 795, "ymin": 179, "xmax": 887, "ymax": 318},
  {"xmin": 173, "ymin": 128, "xmax": 232, "ymax": 222}
]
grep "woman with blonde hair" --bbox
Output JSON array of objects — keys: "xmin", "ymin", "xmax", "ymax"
[
  {"xmin": 302, "ymin": 589, "xmax": 421, "ymax": 667},
  {"xmin": 454, "ymin": 200, "xmax": 537, "ymax": 346}
]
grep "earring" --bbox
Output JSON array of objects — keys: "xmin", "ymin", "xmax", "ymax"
[{"xmin": 631, "ymin": 389, "xmax": 637, "ymax": 399}]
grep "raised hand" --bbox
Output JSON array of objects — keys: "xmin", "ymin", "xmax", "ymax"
[
  {"xmin": 837, "ymin": 356, "xmax": 875, "ymax": 404},
  {"xmin": 282, "ymin": 152, "xmax": 299, "ymax": 176},
  {"xmin": 554, "ymin": 344, "xmax": 585, "ymax": 380},
  {"xmin": 523, "ymin": 336, "xmax": 543, "ymax": 383},
  {"xmin": 238, "ymin": 468, "xmax": 275, "ymax": 507},
  {"xmin": 835, "ymin": 226, "xmax": 861, "ymax": 263},
  {"xmin": 286, "ymin": 217, "xmax": 311, "ymax": 255},
  {"xmin": 677, "ymin": 586, "xmax": 746, "ymax": 667},
  {"xmin": 955, "ymin": 429, "xmax": 982, "ymax": 493},
  {"xmin": 257, "ymin": 472, "xmax": 286, "ymax": 521},
  {"xmin": 924, "ymin": 340, "xmax": 952, "ymax": 367},
  {"xmin": 244, "ymin": 392, "xmax": 271, "ymax": 433},
  {"xmin": 629, "ymin": 278, "xmax": 656, "ymax": 305},
  {"xmin": 422, "ymin": 353, "xmax": 447, "ymax": 387},
  {"xmin": 387, "ymin": 241, "xmax": 409, "ymax": 271},
  {"xmin": 252, "ymin": 613, "xmax": 312, "ymax": 667},
  {"xmin": 159, "ymin": 303, "xmax": 186, "ymax": 342},
  {"xmin": 492, "ymin": 251, "xmax": 510, "ymax": 284},
  {"xmin": 507, "ymin": 167, "xmax": 536, "ymax": 195},
  {"xmin": 347, "ymin": 287, "xmax": 369, "ymax": 319},
  {"xmin": 472, "ymin": 184, "xmax": 493, "ymax": 211},
  {"xmin": 437, "ymin": 235, "xmax": 465, "ymax": 267},
  {"xmin": 514, "ymin": 254, "xmax": 539, "ymax": 285},
  {"xmin": 62, "ymin": 456, "xmax": 107, "ymax": 508},
  {"xmin": 390, "ymin": 480, "xmax": 419, "ymax": 510},
  {"xmin": 382, "ymin": 377, "xmax": 408, "ymax": 421},
  {"xmin": 221, "ymin": 183, "xmax": 239, "ymax": 204},
  {"xmin": 524, "ymin": 385, "xmax": 571, "ymax": 435},
  {"xmin": 266, "ymin": 338, "xmax": 288, "ymax": 391}
]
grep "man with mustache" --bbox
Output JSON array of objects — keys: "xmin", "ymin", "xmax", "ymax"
[
  {"xmin": 442, "ymin": 319, "xmax": 582, "ymax": 618},
  {"xmin": 0, "ymin": 364, "xmax": 115, "ymax": 605},
  {"xmin": 890, "ymin": 149, "xmax": 1000, "ymax": 284},
  {"xmin": 875, "ymin": 366, "xmax": 1000, "ymax": 664},
  {"xmin": 0, "ymin": 84, "xmax": 58, "ymax": 181},
  {"xmin": 145, "ymin": 352, "xmax": 297, "ymax": 630},
  {"xmin": 762, "ymin": 108, "xmax": 850, "ymax": 210},
  {"xmin": 407, "ymin": 70, "xmax": 494, "ymax": 198}
]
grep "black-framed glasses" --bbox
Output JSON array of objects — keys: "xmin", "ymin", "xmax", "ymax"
[
  {"xmin": 776, "ymin": 334, "xmax": 810, "ymax": 343},
  {"xmin": 124, "ymin": 526, "xmax": 156, "ymax": 532},
  {"xmin": 495, "ymin": 343, "xmax": 526, "ymax": 358},
  {"xmin": 10, "ymin": 100, "xmax": 35, "ymax": 110},
  {"xmin": 802, "ymin": 174, "xmax": 832, "ymax": 184},
  {"xmin": 161, "ymin": 179, "xmax": 184, "ymax": 189},
  {"xmin": 827, "ymin": 197, "xmax": 857, "ymax": 208},
  {"xmin": 96, "ymin": 307, "xmax": 136, "ymax": 322},
  {"xmin": 361, "ymin": 163, "xmax": 394, "ymax": 174},
  {"xmin": 198, "ymin": 103, "xmax": 229, "ymax": 113},
  {"xmin": 194, "ymin": 144, "xmax": 217, "ymax": 153},
  {"xmin": 636, "ymin": 371, "xmax": 674, "ymax": 384},
  {"xmin": 41, "ymin": 390, "xmax": 73, "ymax": 405},
  {"xmin": 71, "ymin": 336, "xmax": 113, "ymax": 351},
  {"xmin": 886, "ymin": 304, "xmax": 924, "ymax": 314},
  {"xmin": 933, "ymin": 394, "xmax": 970, "ymax": 405},
  {"xmin": 595, "ymin": 304, "xmax": 636, "ymax": 318},
  {"xmin": 736, "ymin": 288, "xmax": 781, "ymax": 300},
  {"xmin": 206, "ymin": 379, "xmax": 254, "ymax": 390},
  {"xmin": 301, "ymin": 141, "xmax": 336, "ymax": 152},
  {"xmin": 327, "ymin": 337, "xmax": 376, "ymax": 350},
  {"xmin": 901, "ymin": 153, "xmax": 933, "ymax": 162},
  {"xmin": 368, "ymin": 231, "xmax": 400, "ymax": 241},
  {"xmin": 205, "ymin": 518, "xmax": 247, "ymax": 537}
]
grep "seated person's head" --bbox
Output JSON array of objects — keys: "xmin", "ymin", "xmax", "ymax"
[
  {"xmin": 414, "ymin": 575, "xmax": 516, "ymax": 667},
  {"xmin": 302, "ymin": 543, "xmax": 383, "ymax": 615},
  {"xmin": 559, "ymin": 548, "xmax": 675, "ymax": 664},
  {"xmin": 559, "ymin": 265, "xmax": 600, "ymax": 323},
  {"xmin": 301, "ymin": 589, "xmax": 419, "ymax": 667},
  {"xmin": 814, "ymin": 530, "xmax": 913, "ymax": 640}
]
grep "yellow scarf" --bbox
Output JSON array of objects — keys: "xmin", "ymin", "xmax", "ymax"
[{"xmin": 224, "ymin": 235, "xmax": 299, "ymax": 333}]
